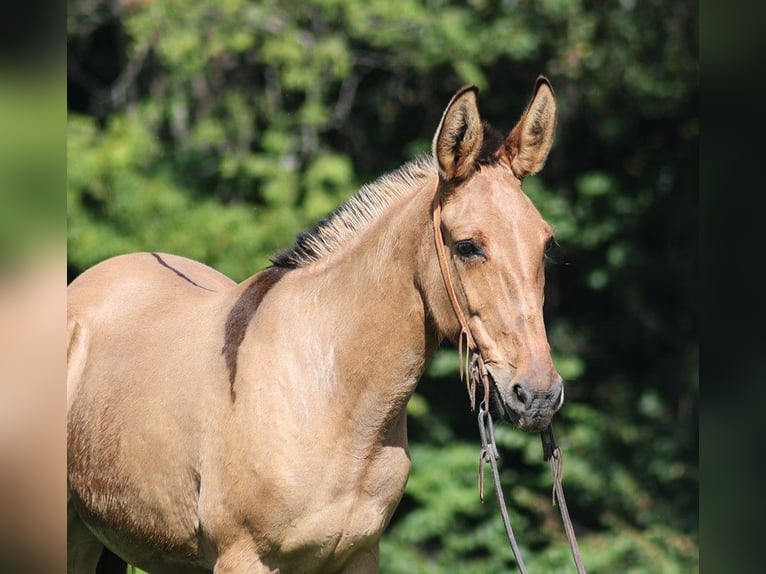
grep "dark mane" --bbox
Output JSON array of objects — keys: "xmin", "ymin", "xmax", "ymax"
[
  {"xmin": 271, "ymin": 124, "xmax": 504, "ymax": 270},
  {"xmin": 271, "ymin": 155, "xmax": 435, "ymax": 269}
]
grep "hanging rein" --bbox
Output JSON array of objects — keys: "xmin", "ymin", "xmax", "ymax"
[{"xmin": 431, "ymin": 184, "xmax": 587, "ymax": 574}]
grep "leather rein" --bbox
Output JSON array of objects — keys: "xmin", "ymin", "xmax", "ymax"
[{"xmin": 431, "ymin": 184, "xmax": 587, "ymax": 573}]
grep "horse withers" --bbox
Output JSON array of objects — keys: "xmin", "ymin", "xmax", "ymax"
[{"xmin": 67, "ymin": 77, "xmax": 562, "ymax": 573}]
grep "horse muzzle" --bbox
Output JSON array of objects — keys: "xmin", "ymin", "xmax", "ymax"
[{"xmin": 489, "ymin": 370, "xmax": 565, "ymax": 432}]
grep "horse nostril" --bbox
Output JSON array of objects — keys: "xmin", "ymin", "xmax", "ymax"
[{"xmin": 512, "ymin": 383, "xmax": 530, "ymax": 407}]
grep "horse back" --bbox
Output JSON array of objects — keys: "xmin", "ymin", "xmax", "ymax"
[{"xmin": 67, "ymin": 251, "xmax": 236, "ymax": 407}]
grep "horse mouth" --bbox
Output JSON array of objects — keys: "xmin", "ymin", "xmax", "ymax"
[{"xmin": 501, "ymin": 402, "xmax": 552, "ymax": 432}]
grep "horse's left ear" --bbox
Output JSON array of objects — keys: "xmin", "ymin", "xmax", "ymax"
[
  {"xmin": 433, "ymin": 85, "xmax": 484, "ymax": 182},
  {"xmin": 506, "ymin": 76, "xmax": 557, "ymax": 178}
]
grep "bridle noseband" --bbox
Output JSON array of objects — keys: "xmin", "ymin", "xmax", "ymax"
[{"xmin": 431, "ymin": 181, "xmax": 587, "ymax": 574}]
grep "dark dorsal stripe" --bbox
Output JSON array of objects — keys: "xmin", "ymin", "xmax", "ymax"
[
  {"xmin": 221, "ymin": 266, "xmax": 287, "ymax": 400},
  {"xmin": 150, "ymin": 252, "xmax": 216, "ymax": 292}
]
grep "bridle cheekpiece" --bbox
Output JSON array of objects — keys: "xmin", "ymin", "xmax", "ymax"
[{"xmin": 431, "ymin": 178, "xmax": 587, "ymax": 574}]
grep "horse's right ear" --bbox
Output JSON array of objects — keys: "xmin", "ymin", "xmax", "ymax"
[
  {"xmin": 432, "ymin": 85, "xmax": 484, "ymax": 182},
  {"xmin": 505, "ymin": 76, "xmax": 557, "ymax": 179}
]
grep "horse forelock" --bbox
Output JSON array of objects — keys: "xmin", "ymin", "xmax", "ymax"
[{"xmin": 477, "ymin": 122, "xmax": 505, "ymax": 166}]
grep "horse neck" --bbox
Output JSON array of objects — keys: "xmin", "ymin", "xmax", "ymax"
[{"xmin": 278, "ymin": 177, "xmax": 441, "ymax": 446}]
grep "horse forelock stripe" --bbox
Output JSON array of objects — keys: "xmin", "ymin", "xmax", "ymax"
[{"xmin": 221, "ymin": 266, "xmax": 287, "ymax": 401}]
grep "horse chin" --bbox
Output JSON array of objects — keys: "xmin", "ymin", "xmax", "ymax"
[{"xmin": 514, "ymin": 411, "xmax": 552, "ymax": 432}]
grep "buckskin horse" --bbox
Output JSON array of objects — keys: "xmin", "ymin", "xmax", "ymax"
[{"xmin": 68, "ymin": 77, "xmax": 562, "ymax": 573}]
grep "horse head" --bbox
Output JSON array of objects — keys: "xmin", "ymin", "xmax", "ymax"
[{"xmin": 424, "ymin": 78, "xmax": 563, "ymax": 432}]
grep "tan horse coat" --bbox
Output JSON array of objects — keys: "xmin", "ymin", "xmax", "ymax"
[{"xmin": 68, "ymin": 79, "xmax": 561, "ymax": 573}]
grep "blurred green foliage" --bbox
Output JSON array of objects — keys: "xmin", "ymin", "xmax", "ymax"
[
  {"xmin": 0, "ymin": 70, "xmax": 63, "ymax": 271},
  {"xmin": 69, "ymin": 0, "xmax": 697, "ymax": 571}
]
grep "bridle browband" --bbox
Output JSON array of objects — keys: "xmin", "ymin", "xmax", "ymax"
[{"xmin": 431, "ymin": 179, "xmax": 587, "ymax": 574}]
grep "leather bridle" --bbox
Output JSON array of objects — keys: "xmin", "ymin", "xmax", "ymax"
[{"xmin": 431, "ymin": 182, "xmax": 587, "ymax": 573}]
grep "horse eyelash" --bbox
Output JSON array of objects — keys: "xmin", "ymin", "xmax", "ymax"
[{"xmin": 544, "ymin": 238, "xmax": 566, "ymax": 266}]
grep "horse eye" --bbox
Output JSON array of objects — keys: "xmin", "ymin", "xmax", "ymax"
[
  {"xmin": 544, "ymin": 237, "xmax": 559, "ymax": 264},
  {"xmin": 454, "ymin": 240, "xmax": 483, "ymax": 259}
]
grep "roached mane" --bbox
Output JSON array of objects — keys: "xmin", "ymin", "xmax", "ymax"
[
  {"xmin": 270, "ymin": 155, "xmax": 434, "ymax": 269},
  {"xmin": 271, "ymin": 123, "xmax": 503, "ymax": 269}
]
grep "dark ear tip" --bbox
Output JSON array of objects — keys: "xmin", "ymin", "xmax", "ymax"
[
  {"xmin": 534, "ymin": 76, "xmax": 554, "ymax": 93},
  {"xmin": 454, "ymin": 84, "xmax": 479, "ymax": 99}
]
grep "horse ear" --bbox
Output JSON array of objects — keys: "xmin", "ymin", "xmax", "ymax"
[
  {"xmin": 432, "ymin": 85, "xmax": 484, "ymax": 182},
  {"xmin": 506, "ymin": 76, "xmax": 557, "ymax": 178}
]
